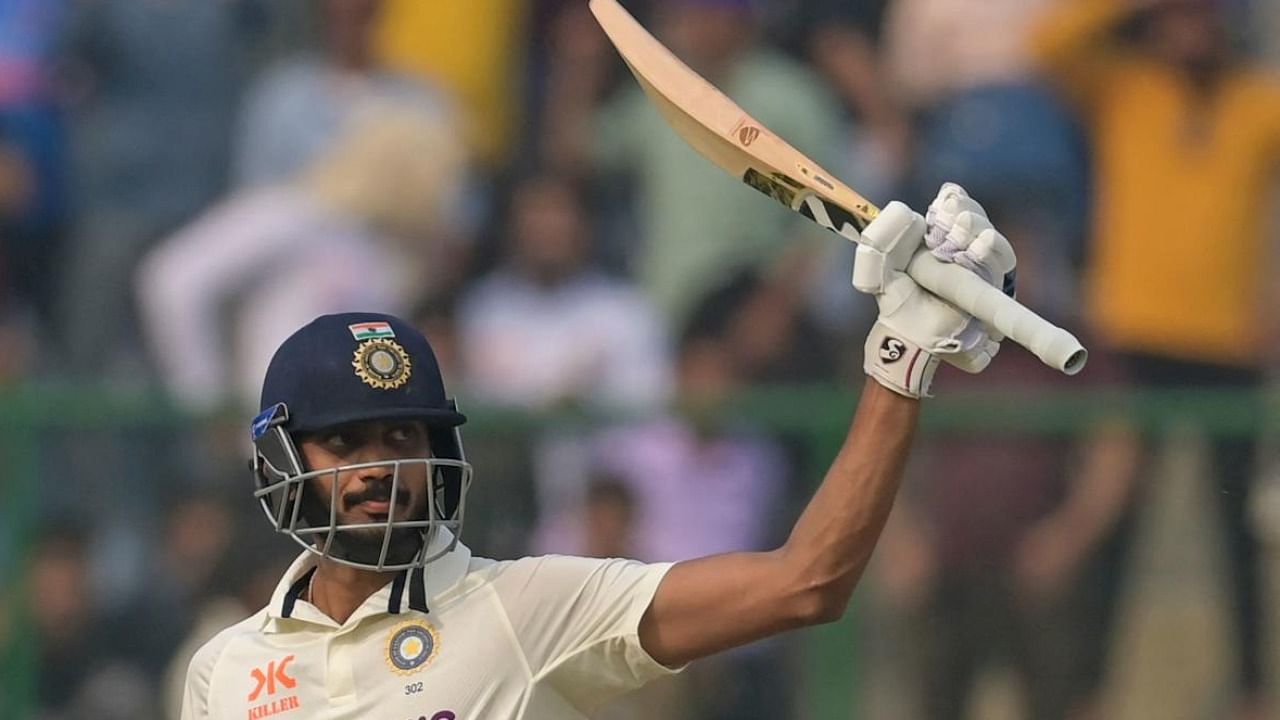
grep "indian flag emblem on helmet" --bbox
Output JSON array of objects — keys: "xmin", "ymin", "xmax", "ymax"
[
  {"xmin": 349, "ymin": 321, "xmax": 396, "ymax": 341},
  {"xmin": 353, "ymin": 339, "xmax": 413, "ymax": 390},
  {"xmin": 386, "ymin": 621, "xmax": 439, "ymax": 675}
]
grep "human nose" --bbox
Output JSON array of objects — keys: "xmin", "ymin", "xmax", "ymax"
[{"xmin": 346, "ymin": 441, "xmax": 399, "ymax": 481}]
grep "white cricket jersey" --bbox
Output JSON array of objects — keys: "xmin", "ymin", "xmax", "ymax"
[{"xmin": 180, "ymin": 534, "xmax": 679, "ymax": 720}]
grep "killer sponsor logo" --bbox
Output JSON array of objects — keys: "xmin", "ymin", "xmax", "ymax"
[
  {"xmin": 248, "ymin": 695, "xmax": 301, "ymax": 720},
  {"xmin": 247, "ymin": 655, "xmax": 301, "ymax": 720}
]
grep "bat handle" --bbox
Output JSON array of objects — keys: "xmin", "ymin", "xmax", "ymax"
[{"xmin": 906, "ymin": 253, "xmax": 1088, "ymax": 375}]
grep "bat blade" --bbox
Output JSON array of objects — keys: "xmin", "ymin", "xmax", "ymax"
[
  {"xmin": 588, "ymin": 0, "xmax": 1087, "ymax": 375},
  {"xmin": 589, "ymin": 0, "xmax": 879, "ymax": 237}
]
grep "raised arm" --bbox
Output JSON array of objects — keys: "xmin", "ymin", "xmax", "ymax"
[
  {"xmin": 639, "ymin": 186, "xmax": 1020, "ymax": 667},
  {"xmin": 638, "ymin": 379, "xmax": 918, "ymax": 665},
  {"xmin": 1031, "ymin": 0, "xmax": 1147, "ymax": 109}
]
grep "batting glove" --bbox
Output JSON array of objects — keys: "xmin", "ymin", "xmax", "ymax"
[{"xmin": 853, "ymin": 184, "xmax": 1017, "ymax": 398}]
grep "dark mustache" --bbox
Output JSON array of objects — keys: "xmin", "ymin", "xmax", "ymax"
[{"xmin": 343, "ymin": 479, "xmax": 411, "ymax": 508}]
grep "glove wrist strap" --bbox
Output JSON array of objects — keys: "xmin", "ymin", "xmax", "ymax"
[{"xmin": 864, "ymin": 322, "xmax": 939, "ymax": 399}]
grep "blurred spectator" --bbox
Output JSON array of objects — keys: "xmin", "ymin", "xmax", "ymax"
[
  {"xmin": 137, "ymin": 107, "xmax": 467, "ymax": 412},
  {"xmin": 544, "ymin": 0, "xmax": 841, "ymax": 327},
  {"xmin": 874, "ymin": 348, "xmax": 1137, "ymax": 720},
  {"xmin": 1033, "ymin": 1, "xmax": 1280, "ymax": 717},
  {"xmin": 535, "ymin": 303, "xmax": 790, "ymax": 720},
  {"xmin": 233, "ymin": 0, "xmax": 456, "ymax": 189},
  {"xmin": 581, "ymin": 476, "xmax": 638, "ymax": 560},
  {"xmin": 23, "ymin": 524, "xmax": 159, "ymax": 720},
  {"xmin": 690, "ymin": 267, "xmax": 838, "ymax": 383},
  {"xmin": 884, "ymin": 0, "xmax": 1090, "ymax": 319},
  {"xmin": 106, "ymin": 494, "xmax": 236, "ymax": 680},
  {"xmin": 457, "ymin": 173, "xmax": 672, "ymax": 412},
  {"xmin": 57, "ymin": 0, "xmax": 263, "ymax": 373},
  {"xmin": 763, "ymin": 0, "xmax": 905, "ymax": 191},
  {"xmin": 0, "ymin": 0, "xmax": 70, "ymax": 339},
  {"xmin": 374, "ymin": 0, "xmax": 526, "ymax": 172},
  {"xmin": 1262, "ymin": 1, "xmax": 1280, "ymax": 66},
  {"xmin": 411, "ymin": 295, "xmax": 461, "ymax": 387}
]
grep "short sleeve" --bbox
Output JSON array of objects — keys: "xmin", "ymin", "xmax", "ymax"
[
  {"xmin": 488, "ymin": 555, "xmax": 679, "ymax": 711},
  {"xmin": 178, "ymin": 620, "xmax": 244, "ymax": 720},
  {"xmin": 179, "ymin": 641, "xmax": 218, "ymax": 720}
]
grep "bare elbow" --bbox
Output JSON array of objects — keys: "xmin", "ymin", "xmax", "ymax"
[
  {"xmin": 792, "ymin": 584, "xmax": 852, "ymax": 626},
  {"xmin": 772, "ymin": 547, "xmax": 861, "ymax": 627}
]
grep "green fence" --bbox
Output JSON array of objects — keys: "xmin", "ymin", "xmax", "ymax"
[{"xmin": 1, "ymin": 382, "xmax": 1276, "ymax": 718}]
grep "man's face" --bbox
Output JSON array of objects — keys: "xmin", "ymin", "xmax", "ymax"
[
  {"xmin": 1147, "ymin": 2, "xmax": 1227, "ymax": 70},
  {"xmin": 324, "ymin": 0, "xmax": 383, "ymax": 66},
  {"xmin": 511, "ymin": 178, "xmax": 586, "ymax": 284},
  {"xmin": 296, "ymin": 419, "xmax": 433, "ymax": 566},
  {"xmin": 655, "ymin": 1, "xmax": 751, "ymax": 77}
]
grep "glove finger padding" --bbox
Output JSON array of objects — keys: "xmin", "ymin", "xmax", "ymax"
[
  {"xmin": 853, "ymin": 202, "xmax": 926, "ymax": 295},
  {"xmin": 953, "ymin": 225, "xmax": 1017, "ymax": 291},
  {"xmin": 944, "ymin": 336, "xmax": 1002, "ymax": 374},
  {"xmin": 925, "ymin": 184, "xmax": 987, "ymax": 252}
]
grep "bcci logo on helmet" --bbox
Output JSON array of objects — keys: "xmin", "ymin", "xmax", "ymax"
[
  {"xmin": 879, "ymin": 337, "xmax": 906, "ymax": 364},
  {"xmin": 353, "ymin": 339, "xmax": 413, "ymax": 390}
]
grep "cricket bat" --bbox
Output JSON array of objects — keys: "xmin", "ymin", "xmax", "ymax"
[{"xmin": 588, "ymin": 0, "xmax": 1087, "ymax": 376}]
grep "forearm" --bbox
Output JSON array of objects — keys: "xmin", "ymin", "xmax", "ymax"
[
  {"xmin": 1032, "ymin": 0, "xmax": 1134, "ymax": 99},
  {"xmin": 639, "ymin": 381, "xmax": 919, "ymax": 667},
  {"xmin": 1057, "ymin": 421, "xmax": 1141, "ymax": 544},
  {"xmin": 778, "ymin": 379, "xmax": 920, "ymax": 614},
  {"xmin": 811, "ymin": 27, "xmax": 901, "ymax": 130}
]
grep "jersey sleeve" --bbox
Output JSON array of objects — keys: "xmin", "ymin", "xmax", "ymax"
[
  {"xmin": 179, "ymin": 622, "xmax": 241, "ymax": 720},
  {"xmin": 179, "ymin": 644, "xmax": 215, "ymax": 720},
  {"xmin": 489, "ymin": 555, "xmax": 680, "ymax": 712}
]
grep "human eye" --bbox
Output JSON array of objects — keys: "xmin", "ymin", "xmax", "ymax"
[
  {"xmin": 387, "ymin": 423, "xmax": 424, "ymax": 447},
  {"xmin": 322, "ymin": 431, "xmax": 354, "ymax": 452}
]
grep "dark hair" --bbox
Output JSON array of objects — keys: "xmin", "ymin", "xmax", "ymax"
[
  {"xmin": 678, "ymin": 266, "xmax": 764, "ymax": 350},
  {"xmin": 585, "ymin": 474, "xmax": 635, "ymax": 510}
]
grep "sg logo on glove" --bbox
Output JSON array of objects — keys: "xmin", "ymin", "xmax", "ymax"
[{"xmin": 879, "ymin": 337, "xmax": 907, "ymax": 363}]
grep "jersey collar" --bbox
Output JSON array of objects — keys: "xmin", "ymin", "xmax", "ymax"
[{"xmin": 262, "ymin": 529, "xmax": 472, "ymax": 633}]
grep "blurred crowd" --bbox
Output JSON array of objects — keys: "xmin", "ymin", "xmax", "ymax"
[{"xmin": 1, "ymin": 0, "xmax": 1279, "ymax": 718}]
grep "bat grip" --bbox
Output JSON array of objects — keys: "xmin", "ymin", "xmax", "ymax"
[{"xmin": 907, "ymin": 253, "xmax": 1088, "ymax": 375}]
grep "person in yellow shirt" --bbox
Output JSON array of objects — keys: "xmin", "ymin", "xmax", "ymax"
[
  {"xmin": 373, "ymin": 0, "xmax": 526, "ymax": 170},
  {"xmin": 1034, "ymin": 2, "xmax": 1280, "ymax": 718}
]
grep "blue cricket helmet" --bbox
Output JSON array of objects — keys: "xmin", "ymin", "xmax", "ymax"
[
  {"xmin": 250, "ymin": 312, "xmax": 472, "ymax": 572},
  {"xmin": 259, "ymin": 312, "xmax": 466, "ymax": 432}
]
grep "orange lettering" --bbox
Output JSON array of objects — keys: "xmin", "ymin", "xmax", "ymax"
[
  {"xmin": 248, "ymin": 668, "xmax": 267, "ymax": 702},
  {"xmin": 276, "ymin": 655, "xmax": 297, "ymax": 690},
  {"xmin": 248, "ymin": 655, "xmax": 297, "ymax": 701}
]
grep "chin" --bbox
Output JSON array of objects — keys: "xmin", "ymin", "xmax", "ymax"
[{"xmin": 337, "ymin": 528, "xmax": 425, "ymax": 567}]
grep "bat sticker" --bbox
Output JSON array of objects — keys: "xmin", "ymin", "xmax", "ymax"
[
  {"xmin": 742, "ymin": 168, "xmax": 798, "ymax": 207},
  {"xmin": 799, "ymin": 196, "xmax": 871, "ymax": 239}
]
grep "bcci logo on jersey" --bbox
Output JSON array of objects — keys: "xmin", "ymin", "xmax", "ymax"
[{"xmin": 387, "ymin": 621, "xmax": 440, "ymax": 675}]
